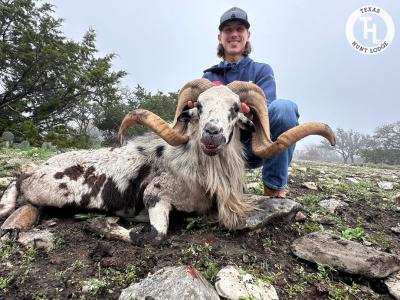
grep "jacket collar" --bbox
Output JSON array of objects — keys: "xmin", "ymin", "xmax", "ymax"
[{"xmin": 203, "ymin": 56, "xmax": 252, "ymax": 74}]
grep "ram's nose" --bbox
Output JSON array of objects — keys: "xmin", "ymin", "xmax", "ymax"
[{"xmin": 203, "ymin": 123, "xmax": 223, "ymax": 136}]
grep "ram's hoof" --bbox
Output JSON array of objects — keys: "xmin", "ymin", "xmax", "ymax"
[{"xmin": 129, "ymin": 227, "xmax": 166, "ymax": 247}]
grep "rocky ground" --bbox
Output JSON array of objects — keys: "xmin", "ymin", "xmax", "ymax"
[{"xmin": 0, "ymin": 147, "xmax": 400, "ymax": 299}]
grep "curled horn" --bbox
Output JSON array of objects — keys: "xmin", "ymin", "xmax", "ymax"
[
  {"xmin": 172, "ymin": 79, "xmax": 214, "ymax": 127},
  {"xmin": 227, "ymin": 81, "xmax": 336, "ymax": 158},
  {"xmin": 118, "ymin": 79, "xmax": 214, "ymax": 146},
  {"xmin": 118, "ymin": 109, "xmax": 189, "ymax": 146}
]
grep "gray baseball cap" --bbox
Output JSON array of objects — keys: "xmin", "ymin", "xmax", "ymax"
[{"xmin": 219, "ymin": 7, "xmax": 250, "ymax": 31}]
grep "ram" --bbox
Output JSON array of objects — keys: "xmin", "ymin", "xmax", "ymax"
[{"xmin": 0, "ymin": 79, "xmax": 335, "ymax": 242}]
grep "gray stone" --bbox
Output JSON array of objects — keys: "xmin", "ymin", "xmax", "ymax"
[
  {"xmin": 318, "ymin": 199, "xmax": 348, "ymax": 214},
  {"xmin": 346, "ymin": 177, "xmax": 359, "ymax": 185},
  {"xmin": 291, "ymin": 232, "xmax": 400, "ymax": 278},
  {"xmin": 85, "ymin": 217, "xmax": 135, "ymax": 243},
  {"xmin": 295, "ymin": 211, "xmax": 306, "ymax": 222},
  {"xmin": 215, "ymin": 265, "xmax": 279, "ymax": 300},
  {"xmin": 296, "ymin": 167, "xmax": 307, "ymax": 173},
  {"xmin": 385, "ymin": 271, "xmax": 400, "ymax": 300},
  {"xmin": 391, "ymin": 225, "xmax": 400, "ymax": 235},
  {"xmin": 238, "ymin": 195, "xmax": 302, "ymax": 229},
  {"xmin": 246, "ymin": 182, "xmax": 260, "ymax": 189},
  {"xmin": 394, "ymin": 192, "xmax": 400, "ymax": 203},
  {"xmin": 119, "ymin": 266, "xmax": 219, "ymax": 300},
  {"xmin": 17, "ymin": 229, "xmax": 54, "ymax": 251},
  {"xmin": 301, "ymin": 182, "xmax": 318, "ymax": 190},
  {"xmin": 378, "ymin": 181, "xmax": 394, "ymax": 190}
]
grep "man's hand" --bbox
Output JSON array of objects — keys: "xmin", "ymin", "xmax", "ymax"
[
  {"xmin": 241, "ymin": 102, "xmax": 253, "ymax": 119},
  {"xmin": 188, "ymin": 100, "xmax": 197, "ymax": 108}
]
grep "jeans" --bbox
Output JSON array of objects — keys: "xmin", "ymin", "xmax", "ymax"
[{"xmin": 242, "ymin": 99, "xmax": 300, "ymax": 190}]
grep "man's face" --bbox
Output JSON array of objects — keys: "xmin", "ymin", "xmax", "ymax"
[{"xmin": 218, "ymin": 21, "xmax": 250, "ymax": 59}]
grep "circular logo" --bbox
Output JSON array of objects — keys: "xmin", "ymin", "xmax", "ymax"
[{"xmin": 346, "ymin": 6, "xmax": 395, "ymax": 55}]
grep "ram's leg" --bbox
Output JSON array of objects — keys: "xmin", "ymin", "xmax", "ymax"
[
  {"xmin": 130, "ymin": 190, "xmax": 171, "ymax": 246},
  {"xmin": 147, "ymin": 199, "xmax": 171, "ymax": 241}
]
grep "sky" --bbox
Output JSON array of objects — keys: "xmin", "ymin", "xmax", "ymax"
[{"xmin": 48, "ymin": 0, "xmax": 399, "ymax": 148}]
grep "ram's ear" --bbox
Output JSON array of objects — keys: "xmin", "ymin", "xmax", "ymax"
[
  {"xmin": 237, "ymin": 112, "xmax": 255, "ymax": 132},
  {"xmin": 177, "ymin": 107, "xmax": 199, "ymax": 122}
]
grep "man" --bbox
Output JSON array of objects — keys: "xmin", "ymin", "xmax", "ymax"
[{"xmin": 202, "ymin": 7, "xmax": 299, "ymax": 198}]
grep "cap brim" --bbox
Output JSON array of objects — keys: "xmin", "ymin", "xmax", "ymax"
[{"xmin": 219, "ymin": 19, "xmax": 250, "ymax": 31}]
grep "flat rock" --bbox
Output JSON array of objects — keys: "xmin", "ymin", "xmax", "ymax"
[
  {"xmin": 119, "ymin": 266, "xmax": 219, "ymax": 300},
  {"xmin": 394, "ymin": 192, "xmax": 400, "ymax": 203},
  {"xmin": 1, "ymin": 229, "xmax": 55, "ymax": 251},
  {"xmin": 215, "ymin": 265, "xmax": 279, "ymax": 300},
  {"xmin": 1, "ymin": 204, "xmax": 39, "ymax": 229},
  {"xmin": 238, "ymin": 195, "xmax": 302, "ymax": 229},
  {"xmin": 378, "ymin": 181, "xmax": 394, "ymax": 190},
  {"xmin": 385, "ymin": 271, "xmax": 400, "ymax": 300},
  {"xmin": 391, "ymin": 225, "xmax": 400, "ymax": 234},
  {"xmin": 301, "ymin": 182, "xmax": 318, "ymax": 190},
  {"xmin": 85, "ymin": 217, "xmax": 133, "ymax": 243},
  {"xmin": 246, "ymin": 182, "xmax": 260, "ymax": 189},
  {"xmin": 19, "ymin": 229, "xmax": 55, "ymax": 250},
  {"xmin": 346, "ymin": 177, "xmax": 359, "ymax": 185},
  {"xmin": 291, "ymin": 232, "xmax": 400, "ymax": 278},
  {"xmin": 318, "ymin": 199, "xmax": 348, "ymax": 214}
]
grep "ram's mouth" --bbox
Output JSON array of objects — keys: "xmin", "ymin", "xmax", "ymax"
[{"xmin": 201, "ymin": 142, "xmax": 224, "ymax": 156}]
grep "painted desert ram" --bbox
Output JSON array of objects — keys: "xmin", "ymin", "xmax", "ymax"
[{"xmin": 0, "ymin": 79, "xmax": 335, "ymax": 242}]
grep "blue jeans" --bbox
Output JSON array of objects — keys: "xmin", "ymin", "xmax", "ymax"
[{"xmin": 242, "ymin": 99, "xmax": 300, "ymax": 190}]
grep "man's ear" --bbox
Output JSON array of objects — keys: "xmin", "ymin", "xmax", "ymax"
[
  {"xmin": 237, "ymin": 112, "xmax": 255, "ymax": 132},
  {"xmin": 177, "ymin": 107, "xmax": 199, "ymax": 122}
]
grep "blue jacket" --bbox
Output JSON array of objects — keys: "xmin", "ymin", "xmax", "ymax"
[{"xmin": 202, "ymin": 56, "xmax": 277, "ymax": 105}]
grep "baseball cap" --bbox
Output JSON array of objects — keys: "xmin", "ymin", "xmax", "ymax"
[{"xmin": 219, "ymin": 7, "xmax": 250, "ymax": 31}]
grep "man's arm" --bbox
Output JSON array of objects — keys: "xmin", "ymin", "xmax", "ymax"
[{"xmin": 254, "ymin": 64, "xmax": 277, "ymax": 105}]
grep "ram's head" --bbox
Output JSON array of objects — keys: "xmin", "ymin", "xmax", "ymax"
[{"xmin": 118, "ymin": 79, "xmax": 336, "ymax": 157}]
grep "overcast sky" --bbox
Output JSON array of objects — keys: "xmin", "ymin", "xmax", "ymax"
[{"xmin": 49, "ymin": 0, "xmax": 399, "ymax": 148}]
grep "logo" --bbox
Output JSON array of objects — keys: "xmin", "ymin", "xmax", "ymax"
[{"xmin": 346, "ymin": 6, "xmax": 395, "ymax": 55}]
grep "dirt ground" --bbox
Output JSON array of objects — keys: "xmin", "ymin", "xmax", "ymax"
[{"xmin": 1, "ymin": 154, "xmax": 400, "ymax": 299}]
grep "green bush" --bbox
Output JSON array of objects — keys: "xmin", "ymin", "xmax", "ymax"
[{"xmin": 1, "ymin": 131, "xmax": 14, "ymax": 148}]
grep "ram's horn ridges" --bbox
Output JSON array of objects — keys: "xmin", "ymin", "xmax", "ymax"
[
  {"xmin": 255, "ymin": 122, "xmax": 336, "ymax": 158},
  {"xmin": 118, "ymin": 109, "xmax": 189, "ymax": 146}
]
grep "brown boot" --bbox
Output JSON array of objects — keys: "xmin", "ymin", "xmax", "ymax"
[{"xmin": 264, "ymin": 185, "xmax": 286, "ymax": 198}]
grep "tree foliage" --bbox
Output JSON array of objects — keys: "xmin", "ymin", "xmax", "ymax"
[
  {"xmin": 360, "ymin": 121, "xmax": 400, "ymax": 165},
  {"xmin": 0, "ymin": 0, "xmax": 126, "ymax": 146},
  {"xmin": 319, "ymin": 128, "xmax": 369, "ymax": 164}
]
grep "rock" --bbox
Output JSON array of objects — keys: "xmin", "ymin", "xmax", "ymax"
[
  {"xmin": 291, "ymin": 232, "xmax": 400, "ymax": 278},
  {"xmin": 391, "ymin": 225, "xmax": 400, "ymax": 234},
  {"xmin": 301, "ymin": 182, "xmax": 318, "ymax": 190},
  {"xmin": 215, "ymin": 266, "xmax": 279, "ymax": 300},
  {"xmin": 394, "ymin": 193, "xmax": 400, "ymax": 203},
  {"xmin": 17, "ymin": 229, "xmax": 54, "ymax": 251},
  {"xmin": 0, "ymin": 177, "xmax": 14, "ymax": 187},
  {"xmin": 295, "ymin": 211, "xmax": 306, "ymax": 222},
  {"xmin": 346, "ymin": 177, "xmax": 359, "ymax": 185},
  {"xmin": 1, "ymin": 204, "xmax": 39, "ymax": 229},
  {"xmin": 378, "ymin": 181, "xmax": 394, "ymax": 190},
  {"xmin": 331, "ymin": 179, "xmax": 340, "ymax": 185},
  {"xmin": 85, "ymin": 217, "xmax": 134, "ymax": 243},
  {"xmin": 119, "ymin": 266, "xmax": 219, "ymax": 300},
  {"xmin": 318, "ymin": 199, "xmax": 348, "ymax": 214},
  {"xmin": 296, "ymin": 167, "xmax": 307, "ymax": 173},
  {"xmin": 386, "ymin": 271, "xmax": 400, "ymax": 299},
  {"xmin": 246, "ymin": 182, "xmax": 260, "ymax": 189},
  {"xmin": 238, "ymin": 195, "xmax": 302, "ymax": 229}
]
